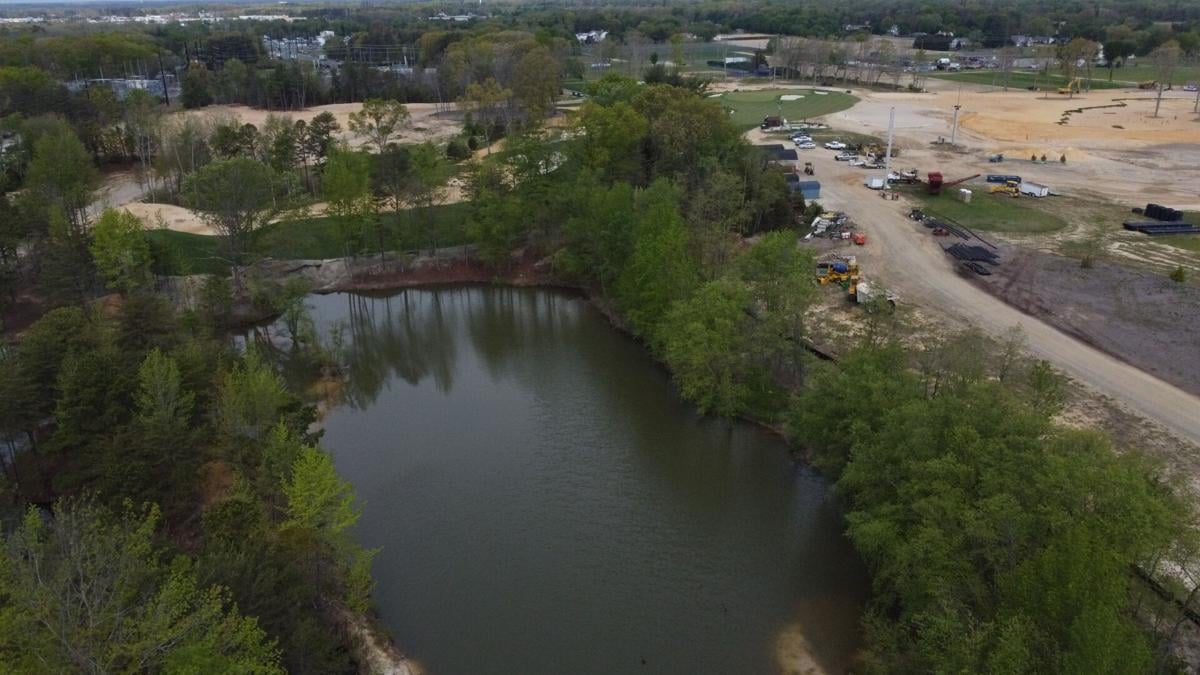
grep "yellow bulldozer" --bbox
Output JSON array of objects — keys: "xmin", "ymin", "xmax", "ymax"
[{"xmin": 989, "ymin": 180, "xmax": 1020, "ymax": 197}]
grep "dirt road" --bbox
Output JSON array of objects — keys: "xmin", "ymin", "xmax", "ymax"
[{"xmin": 793, "ymin": 142, "xmax": 1200, "ymax": 446}]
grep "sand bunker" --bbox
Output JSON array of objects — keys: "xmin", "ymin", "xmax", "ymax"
[{"xmin": 122, "ymin": 202, "xmax": 216, "ymax": 236}]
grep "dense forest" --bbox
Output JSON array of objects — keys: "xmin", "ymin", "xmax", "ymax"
[{"xmin": 1, "ymin": 1, "xmax": 1199, "ymax": 672}]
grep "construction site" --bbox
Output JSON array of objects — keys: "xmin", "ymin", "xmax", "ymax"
[{"xmin": 741, "ymin": 74, "xmax": 1200, "ymax": 472}]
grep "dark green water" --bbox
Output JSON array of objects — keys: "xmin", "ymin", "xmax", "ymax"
[{"xmin": 307, "ymin": 286, "xmax": 868, "ymax": 675}]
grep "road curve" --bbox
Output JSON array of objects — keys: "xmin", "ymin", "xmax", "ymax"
[{"xmin": 794, "ymin": 143, "xmax": 1200, "ymax": 446}]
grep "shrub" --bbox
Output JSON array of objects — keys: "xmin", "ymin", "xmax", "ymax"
[
  {"xmin": 446, "ymin": 138, "xmax": 471, "ymax": 161},
  {"xmin": 1169, "ymin": 265, "xmax": 1187, "ymax": 283}
]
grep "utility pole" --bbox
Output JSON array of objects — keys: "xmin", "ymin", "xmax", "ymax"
[
  {"xmin": 882, "ymin": 106, "xmax": 895, "ymax": 190},
  {"xmin": 949, "ymin": 85, "xmax": 962, "ymax": 146},
  {"xmin": 157, "ymin": 52, "xmax": 170, "ymax": 105}
]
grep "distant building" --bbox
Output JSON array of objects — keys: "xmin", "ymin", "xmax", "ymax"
[
  {"xmin": 758, "ymin": 144, "xmax": 799, "ymax": 163},
  {"xmin": 428, "ymin": 12, "xmax": 479, "ymax": 22},
  {"xmin": 575, "ymin": 30, "xmax": 608, "ymax": 43},
  {"xmin": 912, "ymin": 35, "xmax": 969, "ymax": 51},
  {"xmin": 786, "ymin": 175, "xmax": 821, "ymax": 200},
  {"xmin": 66, "ymin": 78, "xmax": 170, "ymax": 101}
]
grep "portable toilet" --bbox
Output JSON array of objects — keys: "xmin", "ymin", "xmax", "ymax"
[{"xmin": 958, "ymin": 188, "xmax": 973, "ymax": 203}]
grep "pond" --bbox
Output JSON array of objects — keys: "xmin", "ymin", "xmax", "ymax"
[{"xmin": 306, "ymin": 286, "xmax": 867, "ymax": 674}]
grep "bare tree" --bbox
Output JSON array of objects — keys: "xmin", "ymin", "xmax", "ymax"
[{"xmin": 1151, "ymin": 41, "xmax": 1182, "ymax": 118}]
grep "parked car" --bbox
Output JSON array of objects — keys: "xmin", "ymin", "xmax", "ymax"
[
  {"xmin": 824, "ymin": 141, "xmax": 847, "ymax": 150},
  {"xmin": 834, "ymin": 152, "xmax": 858, "ymax": 161},
  {"xmin": 792, "ymin": 134, "xmax": 812, "ymax": 143},
  {"xmin": 848, "ymin": 159, "xmax": 867, "ymax": 167},
  {"xmin": 796, "ymin": 142, "xmax": 817, "ymax": 150}
]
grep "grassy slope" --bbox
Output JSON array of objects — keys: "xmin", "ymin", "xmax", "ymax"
[
  {"xmin": 1159, "ymin": 212, "xmax": 1200, "ymax": 254},
  {"xmin": 715, "ymin": 88, "xmax": 858, "ymax": 130},
  {"xmin": 1106, "ymin": 63, "xmax": 1200, "ymax": 87},
  {"xmin": 929, "ymin": 70, "xmax": 1127, "ymax": 90},
  {"xmin": 912, "ymin": 189, "xmax": 1068, "ymax": 234},
  {"xmin": 148, "ymin": 202, "xmax": 473, "ymax": 276}
]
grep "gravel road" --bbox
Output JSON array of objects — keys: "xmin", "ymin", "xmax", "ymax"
[{"xmin": 788, "ymin": 139, "xmax": 1200, "ymax": 446}]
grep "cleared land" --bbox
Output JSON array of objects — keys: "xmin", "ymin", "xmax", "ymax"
[
  {"xmin": 714, "ymin": 88, "xmax": 858, "ymax": 129},
  {"xmin": 181, "ymin": 102, "xmax": 464, "ymax": 151},
  {"xmin": 980, "ymin": 244, "xmax": 1200, "ymax": 397},
  {"xmin": 790, "ymin": 111, "xmax": 1200, "ymax": 447}
]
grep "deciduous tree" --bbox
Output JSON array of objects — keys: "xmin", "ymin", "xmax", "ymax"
[
  {"xmin": 348, "ymin": 98, "xmax": 410, "ymax": 153},
  {"xmin": 184, "ymin": 157, "xmax": 277, "ymax": 289},
  {"xmin": 90, "ymin": 208, "xmax": 152, "ymax": 294}
]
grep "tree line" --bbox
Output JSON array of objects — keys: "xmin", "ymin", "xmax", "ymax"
[{"xmin": 453, "ymin": 72, "xmax": 1200, "ymax": 672}]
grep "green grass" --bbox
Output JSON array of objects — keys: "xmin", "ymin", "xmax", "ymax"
[
  {"xmin": 928, "ymin": 70, "xmax": 1129, "ymax": 90},
  {"xmin": 1154, "ymin": 211, "xmax": 1200, "ymax": 254},
  {"xmin": 713, "ymin": 88, "xmax": 858, "ymax": 130},
  {"xmin": 146, "ymin": 230, "xmax": 227, "ymax": 276},
  {"xmin": 1105, "ymin": 63, "xmax": 1200, "ymax": 87},
  {"xmin": 150, "ymin": 203, "xmax": 473, "ymax": 276},
  {"xmin": 912, "ymin": 189, "xmax": 1068, "ymax": 234}
]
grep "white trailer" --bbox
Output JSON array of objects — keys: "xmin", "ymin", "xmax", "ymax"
[{"xmin": 1019, "ymin": 181, "xmax": 1050, "ymax": 198}]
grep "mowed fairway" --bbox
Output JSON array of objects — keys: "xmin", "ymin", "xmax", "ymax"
[{"xmin": 714, "ymin": 89, "xmax": 858, "ymax": 129}]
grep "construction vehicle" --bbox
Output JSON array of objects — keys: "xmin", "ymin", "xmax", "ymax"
[
  {"xmin": 928, "ymin": 172, "xmax": 980, "ymax": 195},
  {"xmin": 989, "ymin": 179, "xmax": 1020, "ymax": 197},
  {"xmin": 815, "ymin": 256, "xmax": 859, "ymax": 285},
  {"xmin": 1057, "ymin": 77, "xmax": 1082, "ymax": 95},
  {"xmin": 803, "ymin": 162, "xmax": 814, "ymax": 176},
  {"xmin": 1138, "ymin": 80, "xmax": 1158, "ymax": 90},
  {"xmin": 863, "ymin": 143, "xmax": 899, "ymax": 159}
]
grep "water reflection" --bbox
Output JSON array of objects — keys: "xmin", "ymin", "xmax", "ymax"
[{"xmin": 304, "ymin": 286, "xmax": 867, "ymax": 675}]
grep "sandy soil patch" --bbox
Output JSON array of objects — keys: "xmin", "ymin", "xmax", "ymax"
[
  {"xmin": 181, "ymin": 102, "xmax": 464, "ymax": 150},
  {"xmin": 122, "ymin": 202, "xmax": 217, "ymax": 235},
  {"xmin": 828, "ymin": 79, "xmax": 1200, "ymax": 209}
]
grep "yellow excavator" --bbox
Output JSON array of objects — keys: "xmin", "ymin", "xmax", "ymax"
[
  {"xmin": 989, "ymin": 179, "xmax": 1020, "ymax": 197},
  {"xmin": 815, "ymin": 256, "xmax": 860, "ymax": 285},
  {"xmin": 1057, "ymin": 77, "xmax": 1082, "ymax": 95}
]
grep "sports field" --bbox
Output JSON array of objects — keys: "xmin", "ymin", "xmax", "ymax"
[{"xmin": 713, "ymin": 88, "xmax": 858, "ymax": 129}]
